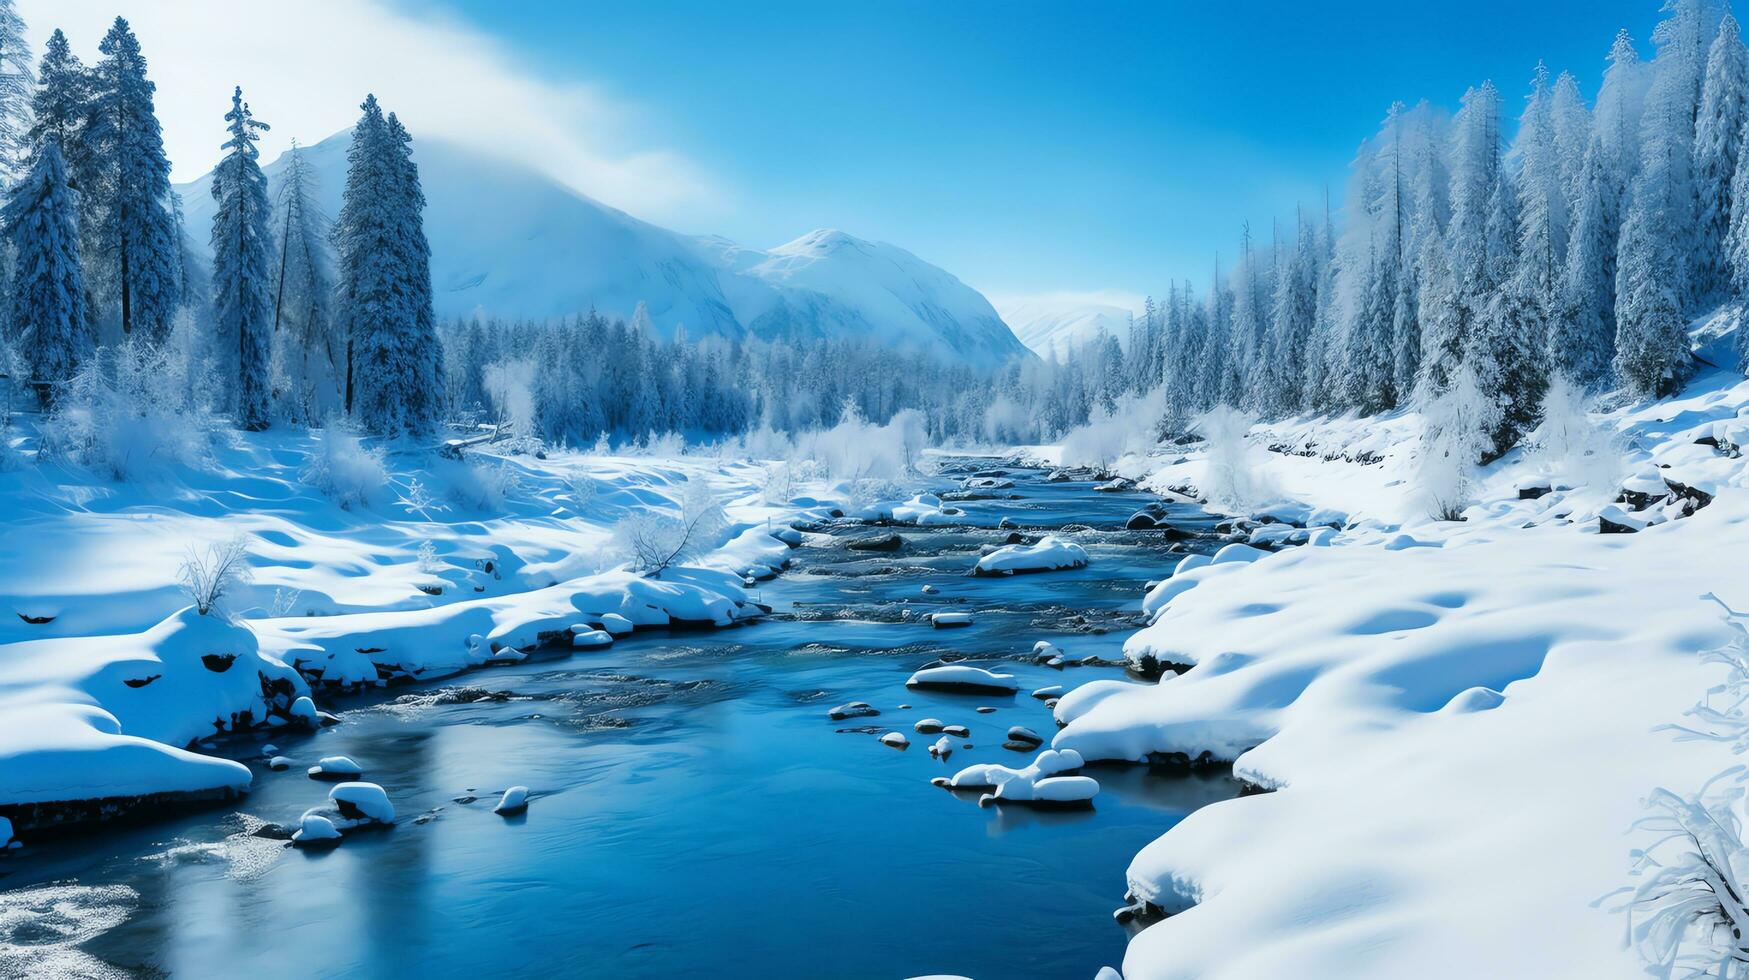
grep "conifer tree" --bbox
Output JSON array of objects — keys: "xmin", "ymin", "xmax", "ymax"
[
  {"xmin": 272, "ymin": 141, "xmax": 337, "ymax": 418},
  {"xmin": 4, "ymin": 141, "xmax": 84, "ymax": 407},
  {"xmin": 335, "ymin": 97, "xmax": 442, "ymax": 434},
  {"xmin": 209, "ymin": 87, "xmax": 272, "ymax": 430},
  {"xmin": 85, "ymin": 17, "xmax": 180, "ymax": 340},
  {"xmin": 0, "ymin": 0, "xmax": 32, "ymax": 187},
  {"xmin": 1694, "ymin": 11, "xmax": 1749, "ymax": 305}
]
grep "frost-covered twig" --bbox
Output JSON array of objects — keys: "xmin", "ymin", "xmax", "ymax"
[
  {"xmin": 1613, "ymin": 600, "xmax": 1749, "ymax": 977},
  {"xmin": 179, "ymin": 535, "xmax": 255, "ymax": 617}
]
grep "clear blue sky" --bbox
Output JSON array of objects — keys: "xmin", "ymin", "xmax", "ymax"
[{"xmin": 437, "ymin": 0, "xmax": 1662, "ymax": 303}]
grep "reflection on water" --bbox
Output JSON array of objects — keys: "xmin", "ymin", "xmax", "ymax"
[{"xmin": 0, "ymin": 462, "xmax": 1236, "ymax": 979}]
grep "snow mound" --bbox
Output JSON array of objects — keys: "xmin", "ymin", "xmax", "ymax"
[
  {"xmin": 906, "ymin": 665, "xmax": 1018, "ymax": 693},
  {"xmin": 973, "ymin": 536, "xmax": 1089, "ymax": 576}
]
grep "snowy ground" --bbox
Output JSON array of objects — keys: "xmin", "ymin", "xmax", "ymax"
[
  {"xmin": 0, "ymin": 425, "xmax": 873, "ymax": 821},
  {"xmin": 1021, "ymin": 366, "xmax": 1749, "ymax": 978}
]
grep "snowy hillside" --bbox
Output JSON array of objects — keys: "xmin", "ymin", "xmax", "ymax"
[
  {"xmin": 996, "ymin": 293, "xmax": 1137, "ymax": 358},
  {"xmin": 1014, "ymin": 356, "xmax": 1749, "ymax": 979},
  {"xmin": 176, "ymin": 132, "xmax": 1029, "ymax": 367}
]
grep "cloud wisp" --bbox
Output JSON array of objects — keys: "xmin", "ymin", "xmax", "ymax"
[{"xmin": 21, "ymin": 0, "xmax": 722, "ymax": 224}]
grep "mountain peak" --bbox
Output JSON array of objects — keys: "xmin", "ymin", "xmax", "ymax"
[{"xmin": 175, "ymin": 133, "xmax": 1030, "ymax": 367}]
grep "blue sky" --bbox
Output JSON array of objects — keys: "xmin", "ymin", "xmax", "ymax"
[{"xmin": 433, "ymin": 0, "xmax": 1664, "ymax": 305}]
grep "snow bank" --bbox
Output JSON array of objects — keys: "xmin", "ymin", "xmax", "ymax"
[
  {"xmin": 0, "ymin": 431, "xmax": 851, "ymax": 818},
  {"xmin": 1045, "ymin": 369, "xmax": 1749, "ymax": 978}
]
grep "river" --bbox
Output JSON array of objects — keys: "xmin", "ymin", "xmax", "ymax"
[{"xmin": 0, "ymin": 459, "xmax": 1236, "ymax": 980}]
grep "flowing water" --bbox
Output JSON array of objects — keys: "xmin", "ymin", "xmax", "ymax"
[{"xmin": 0, "ymin": 460, "xmax": 1237, "ymax": 980}]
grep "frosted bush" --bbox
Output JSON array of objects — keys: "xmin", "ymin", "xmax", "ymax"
[
  {"xmin": 613, "ymin": 477, "xmax": 727, "ymax": 577},
  {"xmin": 638, "ymin": 431, "xmax": 687, "ymax": 458},
  {"xmin": 1192, "ymin": 404, "xmax": 1274, "ymax": 512},
  {"xmin": 1530, "ymin": 374, "xmax": 1623, "ymax": 498},
  {"xmin": 446, "ymin": 459, "xmax": 519, "ymax": 511},
  {"xmin": 483, "ymin": 358, "xmax": 543, "ymax": 454},
  {"xmin": 738, "ymin": 423, "xmax": 796, "ymax": 462},
  {"xmin": 564, "ymin": 469, "xmax": 597, "ymax": 514},
  {"xmin": 981, "ymin": 395, "xmax": 1036, "ymax": 445},
  {"xmin": 1415, "ymin": 363, "xmax": 1499, "ymax": 521},
  {"xmin": 302, "ymin": 427, "xmax": 387, "ymax": 509},
  {"xmin": 1611, "ymin": 604, "xmax": 1749, "ymax": 978},
  {"xmin": 761, "ymin": 461, "xmax": 795, "ymax": 505},
  {"xmin": 416, "ymin": 539, "xmax": 441, "ymax": 574},
  {"xmin": 39, "ymin": 338, "xmax": 217, "ymax": 480},
  {"xmin": 1058, "ymin": 386, "xmax": 1167, "ymax": 471},
  {"xmin": 179, "ymin": 535, "xmax": 254, "ymax": 617},
  {"xmin": 794, "ymin": 402, "xmax": 929, "ymax": 481}
]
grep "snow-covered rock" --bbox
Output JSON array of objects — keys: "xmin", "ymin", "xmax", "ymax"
[
  {"xmin": 926, "ymin": 612, "xmax": 975, "ymax": 629},
  {"xmin": 906, "ymin": 665, "xmax": 1018, "ymax": 693},
  {"xmin": 879, "ymin": 732, "xmax": 910, "ymax": 749},
  {"xmin": 973, "ymin": 536, "xmax": 1089, "ymax": 576},
  {"xmin": 291, "ymin": 812, "xmax": 342, "ymax": 848},
  {"xmin": 328, "ymin": 781, "xmax": 395, "ymax": 828},
  {"xmin": 494, "ymin": 786, "xmax": 530, "ymax": 815},
  {"xmin": 307, "ymin": 756, "xmax": 364, "ymax": 781},
  {"xmin": 570, "ymin": 627, "xmax": 614, "ymax": 648},
  {"xmin": 981, "ymin": 775, "xmax": 1098, "ymax": 807}
]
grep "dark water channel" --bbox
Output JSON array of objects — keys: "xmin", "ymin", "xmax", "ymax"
[{"xmin": 0, "ymin": 459, "xmax": 1236, "ymax": 980}]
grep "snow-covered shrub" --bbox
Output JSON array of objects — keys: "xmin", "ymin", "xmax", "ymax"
[
  {"xmin": 1192, "ymin": 404, "xmax": 1274, "ymax": 512},
  {"xmin": 1530, "ymin": 373, "xmax": 1623, "ymax": 498},
  {"xmin": 737, "ymin": 422, "xmax": 796, "ymax": 463},
  {"xmin": 446, "ymin": 459, "xmax": 519, "ymax": 511},
  {"xmin": 395, "ymin": 476, "xmax": 442, "ymax": 517},
  {"xmin": 1415, "ymin": 363, "xmax": 1499, "ymax": 521},
  {"xmin": 1058, "ymin": 386, "xmax": 1167, "ymax": 471},
  {"xmin": 848, "ymin": 477, "xmax": 908, "ymax": 513},
  {"xmin": 39, "ymin": 338, "xmax": 217, "ymax": 479},
  {"xmin": 302, "ymin": 427, "xmax": 387, "ymax": 509},
  {"xmin": 796, "ymin": 401, "xmax": 930, "ymax": 480},
  {"xmin": 1608, "ymin": 599, "xmax": 1749, "ymax": 977},
  {"xmin": 483, "ymin": 358, "xmax": 543, "ymax": 454},
  {"xmin": 982, "ymin": 395, "xmax": 1036, "ymax": 445},
  {"xmin": 761, "ymin": 461, "xmax": 795, "ymax": 505},
  {"xmin": 564, "ymin": 469, "xmax": 597, "ymax": 514},
  {"xmin": 638, "ymin": 431, "xmax": 687, "ymax": 458},
  {"xmin": 179, "ymin": 535, "xmax": 254, "ymax": 617},
  {"xmin": 591, "ymin": 432, "xmax": 612, "ymax": 455},
  {"xmin": 1611, "ymin": 775, "xmax": 1749, "ymax": 979},
  {"xmin": 416, "ymin": 539, "xmax": 441, "ymax": 574},
  {"xmin": 612, "ymin": 476, "xmax": 727, "ymax": 578}
]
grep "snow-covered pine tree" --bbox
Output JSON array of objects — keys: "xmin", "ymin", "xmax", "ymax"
[
  {"xmin": 84, "ymin": 17, "xmax": 180, "ymax": 341},
  {"xmin": 272, "ymin": 141, "xmax": 337, "ymax": 419},
  {"xmin": 385, "ymin": 111, "xmax": 443, "ymax": 428},
  {"xmin": 337, "ymin": 99, "xmax": 443, "ymax": 435},
  {"xmin": 209, "ymin": 86, "xmax": 272, "ymax": 430},
  {"xmin": 1556, "ymin": 143, "xmax": 1619, "ymax": 389},
  {"xmin": 1512, "ymin": 63, "xmax": 1567, "ymax": 311},
  {"xmin": 1549, "ymin": 71, "xmax": 1591, "ymax": 220},
  {"xmin": 4, "ymin": 141, "xmax": 85, "ymax": 407},
  {"xmin": 1424, "ymin": 82, "xmax": 1507, "ymax": 394},
  {"xmin": 1694, "ymin": 11, "xmax": 1749, "ymax": 306},
  {"xmin": 334, "ymin": 96, "xmax": 393, "ymax": 424},
  {"xmin": 26, "ymin": 31, "xmax": 87, "ymax": 176},
  {"xmin": 1616, "ymin": 5, "xmax": 1715, "ymax": 398},
  {"xmin": 1264, "ymin": 210, "xmax": 1318, "ymax": 415},
  {"xmin": 0, "ymin": 0, "xmax": 32, "ymax": 188}
]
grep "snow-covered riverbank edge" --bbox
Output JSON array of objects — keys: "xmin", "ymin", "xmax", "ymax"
[
  {"xmin": 0, "ymin": 427, "xmax": 960, "ymax": 837},
  {"xmin": 1019, "ymin": 368, "xmax": 1749, "ymax": 978}
]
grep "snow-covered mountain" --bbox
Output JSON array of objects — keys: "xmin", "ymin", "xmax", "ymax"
[
  {"xmin": 176, "ymin": 132, "xmax": 1029, "ymax": 367},
  {"xmin": 994, "ymin": 293, "xmax": 1139, "ymax": 359}
]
